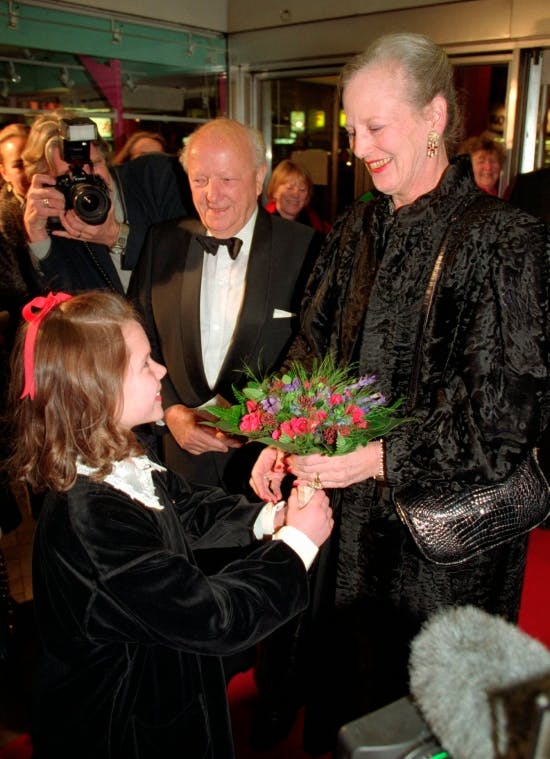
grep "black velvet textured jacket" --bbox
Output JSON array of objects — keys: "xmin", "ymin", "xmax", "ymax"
[
  {"xmin": 31, "ymin": 467, "xmax": 309, "ymax": 759},
  {"xmin": 296, "ymin": 155, "xmax": 550, "ymax": 490},
  {"xmin": 287, "ymin": 156, "xmax": 550, "ymax": 752}
]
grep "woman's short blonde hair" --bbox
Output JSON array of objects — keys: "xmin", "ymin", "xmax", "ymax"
[
  {"xmin": 8, "ymin": 291, "xmax": 144, "ymax": 493},
  {"xmin": 459, "ymin": 133, "xmax": 506, "ymax": 167},
  {"xmin": 266, "ymin": 159, "xmax": 313, "ymax": 203}
]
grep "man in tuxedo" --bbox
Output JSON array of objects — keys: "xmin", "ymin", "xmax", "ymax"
[{"xmin": 131, "ymin": 117, "xmax": 320, "ymax": 492}]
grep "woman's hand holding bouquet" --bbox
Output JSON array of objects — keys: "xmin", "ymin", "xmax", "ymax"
[{"xmin": 202, "ymin": 355, "xmax": 411, "ymax": 506}]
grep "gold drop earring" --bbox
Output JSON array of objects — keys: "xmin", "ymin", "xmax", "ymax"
[{"xmin": 426, "ymin": 130, "xmax": 440, "ymax": 158}]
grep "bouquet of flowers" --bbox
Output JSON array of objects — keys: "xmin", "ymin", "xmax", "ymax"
[{"xmin": 202, "ymin": 355, "xmax": 409, "ymax": 457}]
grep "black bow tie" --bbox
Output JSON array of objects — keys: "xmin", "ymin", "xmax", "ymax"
[{"xmin": 195, "ymin": 234, "xmax": 243, "ymax": 260}]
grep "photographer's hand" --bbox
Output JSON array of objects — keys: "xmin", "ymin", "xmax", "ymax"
[
  {"xmin": 53, "ymin": 205, "xmax": 121, "ymax": 248},
  {"xmin": 24, "ymin": 174, "xmax": 64, "ymax": 243}
]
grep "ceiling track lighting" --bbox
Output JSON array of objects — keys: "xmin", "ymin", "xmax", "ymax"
[
  {"xmin": 7, "ymin": 0, "xmax": 18, "ymax": 30},
  {"xmin": 8, "ymin": 60, "xmax": 20, "ymax": 84},
  {"xmin": 111, "ymin": 19, "xmax": 122, "ymax": 45},
  {"xmin": 123, "ymin": 72, "xmax": 136, "ymax": 92},
  {"xmin": 59, "ymin": 66, "xmax": 74, "ymax": 88}
]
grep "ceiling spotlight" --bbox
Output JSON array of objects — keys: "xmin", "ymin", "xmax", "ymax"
[
  {"xmin": 111, "ymin": 19, "xmax": 122, "ymax": 44},
  {"xmin": 8, "ymin": 1, "xmax": 19, "ymax": 30},
  {"xmin": 123, "ymin": 73, "xmax": 136, "ymax": 92},
  {"xmin": 59, "ymin": 67, "xmax": 75, "ymax": 88},
  {"xmin": 8, "ymin": 61, "xmax": 21, "ymax": 84}
]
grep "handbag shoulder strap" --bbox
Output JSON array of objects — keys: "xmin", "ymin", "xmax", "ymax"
[{"xmin": 408, "ymin": 193, "xmax": 490, "ymax": 409}]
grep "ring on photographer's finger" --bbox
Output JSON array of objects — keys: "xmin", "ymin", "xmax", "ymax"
[{"xmin": 42, "ymin": 198, "xmax": 50, "ymax": 207}]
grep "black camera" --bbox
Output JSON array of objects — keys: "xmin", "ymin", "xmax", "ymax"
[{"xmin": 52, "ymin": 118, "xmax": 111, "ymax": 227}]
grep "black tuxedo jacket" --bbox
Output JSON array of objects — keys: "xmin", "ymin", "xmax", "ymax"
[
  {"xmin": 506, "ymin": 167, "xmax": 550, "ymax": 224},
  {"xmin": 130, "ymin": 206, "xmax": 320, "ymax": 487}
]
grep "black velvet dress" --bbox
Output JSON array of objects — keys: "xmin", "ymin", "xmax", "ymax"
[
  {"xmin": 287, "ymin": 156, "xmax": 550, "ymax": 753},
  {"xmin": 31, "ymin": 461, "xmax": 310, "ymax": 759}
]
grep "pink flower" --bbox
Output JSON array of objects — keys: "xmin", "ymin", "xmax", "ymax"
[
  {"xmin": 308, "ymin": 410, "xmax": 327, "ymax": 430},
  {"xmin": 246, "ymin": 400, "xmax": 258, "ymax": 412},
  {"xmin": 272, "ymin": 429, "xmax": 281, "ymax": 441},
  {"xmin": 346, "ymin": 404, "xmax": 366, "ymax": 425},
  {"xmin": 239, "ymin": 411, "xmax": 262, "ymax": 432},
  {"xmin": 330, "ymin": 394, "xmax": 344, "ymax": 406},
  {"xmin": 279, "ymin": 420, "xmax": 296, "ymax": 439},
  {"xmin": 290, "ymin": 417, "xmax": 308, "ymax": 435}
]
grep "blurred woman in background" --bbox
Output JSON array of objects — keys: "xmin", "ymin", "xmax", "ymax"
[
  {"xmin": 460, "ymin": 132, "xmax": 505, "ymax": 195},
  {"xmin": 0, "ymin": 123, "xmax": 38, "ymax": 321},
  {"xmin": 265, "ymin": 159, "xmax": 331, "ymax": 234},
  {"xmin": 112, "ymin": 130, "xmax": 167, "ymax": 165}
]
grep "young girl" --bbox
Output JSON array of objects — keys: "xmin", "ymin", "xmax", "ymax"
[{"xmin": 8, "ymin": 291, "xmax": 333, "ymax": 759}]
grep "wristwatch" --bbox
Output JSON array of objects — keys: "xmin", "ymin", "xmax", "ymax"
[{"xmin": 111, "ymin": 222, "xmax": 129, "ymax": 257}]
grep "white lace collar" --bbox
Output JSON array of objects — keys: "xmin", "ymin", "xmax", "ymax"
[{"xmin": 76, "ymin": 455, "xmax": 167, "ymax": 511}]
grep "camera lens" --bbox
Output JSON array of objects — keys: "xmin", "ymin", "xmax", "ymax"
[{"xmin": 71, "ymin": 181, "xmax": 111, "ymax": 225}]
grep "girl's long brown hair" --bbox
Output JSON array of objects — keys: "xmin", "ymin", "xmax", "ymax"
[{"xmin": 8, "ymin": 291, "xmax": 144, "ymax": 492}]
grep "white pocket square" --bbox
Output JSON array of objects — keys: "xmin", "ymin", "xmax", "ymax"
[{"xmin": 272, "ymin": 308, "xmax": 295, "ymax": 319}]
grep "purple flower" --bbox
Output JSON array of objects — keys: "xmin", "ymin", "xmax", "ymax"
[
  {"xmin": 283, "ymin": 377, "xmax": 301, "ymax": 392},
  {"xmin": 347, "ymin": 374, "xmax": 377, "ymax": 391},
  {"xmin": 261, "ymin": 396, "xmax": 281, "ymax": 414}
]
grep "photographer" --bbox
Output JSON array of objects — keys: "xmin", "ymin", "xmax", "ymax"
[{"xmin": 23, "ymin": 111, "xmax": 191, "ymax": 294}]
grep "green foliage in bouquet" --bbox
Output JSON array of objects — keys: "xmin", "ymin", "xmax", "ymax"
[{"xmin": 202, "ymin": 355, "xmax": 412, "ymax": 456}]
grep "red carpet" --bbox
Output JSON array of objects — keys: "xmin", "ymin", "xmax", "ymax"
[
  {"xmin": 229, "ymin": 527, "xmax": 550, "ymax": 758},
  {"xmin": 228, "ymin": 671, "xmax": 330, "ymax": 759},
  {"xmin": 518, "ymin": 527, "xmax": 550, "ymax": 648}
]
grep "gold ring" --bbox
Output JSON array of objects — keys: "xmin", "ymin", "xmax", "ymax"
[
  {"xmin": 42, "ymin": 197, "xmax": 50, "ymax": 207},
  {"xmin": 313, "ymin": 472, "xmax": 323, "ymax": 489}
]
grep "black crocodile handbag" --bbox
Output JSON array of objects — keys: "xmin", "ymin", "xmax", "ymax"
[
  {"xmin": 395, "ymin": 452, "xmax": 550, "ymax": 564},
  {"xmin": 394, "ymin": 195, "xmax": 550, "ymax": 565}
]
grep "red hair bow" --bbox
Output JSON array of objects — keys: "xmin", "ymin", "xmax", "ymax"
[{"xmin": 20, "ymin": 291, "xmax": 73, "ymax": 400}]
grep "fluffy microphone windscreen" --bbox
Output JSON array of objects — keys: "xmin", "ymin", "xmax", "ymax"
[{"xmin": 409, "ymin": 605, "xmax": 550, "ymax": 759}]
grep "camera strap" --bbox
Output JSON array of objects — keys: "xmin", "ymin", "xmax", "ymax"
[
  {"xmin": 110, "ymin": 169, "xmax": 129, "ymax": 267},
  {"xmin": 82, "ymin": 242, "xmax": 124, "ymax": 294}
]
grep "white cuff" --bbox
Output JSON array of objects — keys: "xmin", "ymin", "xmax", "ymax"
[
  {"xmin": 253, "ymin": 500, "xmax": 285, "ymax": 539},
  {"xmin": 273, "ymin": 525, "xmax": 319, "ymax": 570},
  {"xmin": 29, "ymin": 238, "xmax": 52, "ymax": 261}
]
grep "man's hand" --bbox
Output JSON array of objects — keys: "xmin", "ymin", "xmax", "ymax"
[{"xmin": 164, "ymin": 404, "xmax": 243, "ymax": 455}]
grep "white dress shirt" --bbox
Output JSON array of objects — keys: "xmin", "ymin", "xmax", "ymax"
[{"xmin": 199, "ymin": 208, "xmax": 257, "ymax": 388}]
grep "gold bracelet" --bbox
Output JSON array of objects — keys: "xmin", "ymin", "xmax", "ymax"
[{"xmin": 375, "ymin": 440, "xmax": 385, "ymax": 481}]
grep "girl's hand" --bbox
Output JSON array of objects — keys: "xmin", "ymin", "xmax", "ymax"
[
  {"xmin": 285, "ymin": 487, "xmax": 333, "ymax": 547},
  {"xmin": 250, "ymin": 446, "xmax": 287, "ymax": 502}
]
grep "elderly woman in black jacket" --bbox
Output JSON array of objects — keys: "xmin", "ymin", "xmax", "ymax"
[{"xmin": 252, "ymin": 31, "xmax": 550, "ymax": 754}]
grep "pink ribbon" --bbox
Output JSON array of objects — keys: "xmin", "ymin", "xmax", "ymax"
[{"xmin": 20, "ymin": 291, "xmax": 73, "ymax": 400}]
